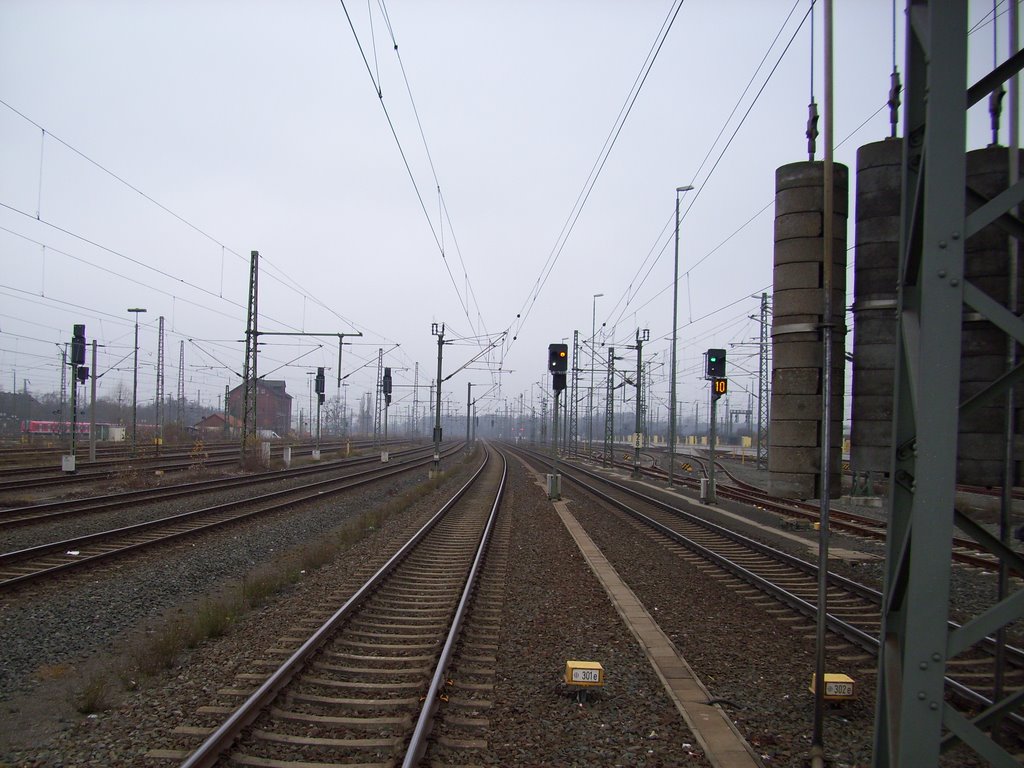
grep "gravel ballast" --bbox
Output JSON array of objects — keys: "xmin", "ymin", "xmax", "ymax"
[{"xmin": 1, "ymin": 446, "xmax": 1016, "ymax": 766}]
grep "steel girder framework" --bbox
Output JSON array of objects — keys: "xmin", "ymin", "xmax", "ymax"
[
  {"xmin": 156, "ymin": 315, "xmax": 164, "ymax": 448},
  {"xmin": 176, "ymin": 340, "xmax": 185, "ymax": 427},
  {"xmin": 241, "ymin": 250, "xmax": 259, "ymax": 454},
  {"xmin": 604, "ymin": 347, "xmax": 615, "ymax": 468},
  {"xmin": 757, "ymin": 292, "xmax": 770, "ymax": 471},
  {"xmin": 569, "ymin": 330, "xmax": 580, "ymax": 458},
  {"xmin": 874, "ymin": 4, "xmax": 1024, "ymax": 766},
  {"xmin": 373, "ymin": 348, "xmax": 383, "ymax": 448}
]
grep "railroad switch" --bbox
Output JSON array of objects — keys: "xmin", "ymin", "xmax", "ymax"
[{"xmin": 808, "ymin": 673, "xmax": 855, "ymax": 701}]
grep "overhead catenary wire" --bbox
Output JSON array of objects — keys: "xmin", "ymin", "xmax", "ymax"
[
  {"xmin": 367, "ymin": 0, "xmax": 507, "ymax": 383},
  {"xmin": 632, "ymin": 3, "xmax": 991, "ymax": 360},
  {"xmin": 606, "ymin": 4, "xmax": 812, "ymax": 333},
  {"xmin": 336, "ymin": 0, "xmax": 478, "ymax": 338},
  {"xmin": 508, "ymin": 0, "xmax": 689, "ymax": 349},
  {"xmin": 0, "ymin": 225, "xmax": 242, "ymax": 324},
  {"xmin": 609, "ymin": 3, "xmax": 998, "ymax": 347},
  {"xmin": 0, "ymin": 97, "xmax": 372, "ymax": 345},
  {"xmin": 375, "ymin": 0, "xmax": 492, "ymax": 354}
]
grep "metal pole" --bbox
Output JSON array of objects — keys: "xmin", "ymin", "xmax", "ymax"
[
  {"xmin": 128, "ymin": 307, "xmax": 146, "ymax": 457},
  {"xmin": 633, "ymin": 330, "xmax": 643, "ymax": 478},
  {"xmin": 996, "ymin": 0, "xmax": 1020, "ymax": 713},
  {"xmin": 69, "ymin": 357, "xmax": 77, "ymax": 465},
  {"xmin": 589, "ymin": 293, "xmax": 602, "ymax": 455},
  {"xmin": 708, "ymin": 387, "xmax": 718, "ymax": 503},
  {"xmin": 811, "ymin": 1, "xmax": 834, "ymax": 761},
  {"xmin": 552, "ymin": 389, "xmax": 559, "ymax": 460},
  {"xmin": 432, "ymin": 324, "xmax": 444, "ymax": 476},
  {"xmin": 89, "ymin": 340, "xmax": 97, "ymax": 462},
  {"xmin": 669, "ymin": 185, "xmax": 693, "ymax": 486},
  {"xmin": 466, "ymin": 382, "xmax": 473, "ymax": 448}
]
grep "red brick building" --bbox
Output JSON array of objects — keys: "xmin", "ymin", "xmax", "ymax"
[{"xmin": 226, "ymin": 380, "xmax": 292, "ymax": 437}]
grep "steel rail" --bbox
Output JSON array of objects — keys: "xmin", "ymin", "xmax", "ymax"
[
  {"xmin": 178, "ymin": 446, "xmax": 495, "ymax": 768},
  {"xmin": 655, "ymin": 453, "xmax": 1013, "ymax": 573},
  {"xmin": 516, "ymin": 445, "xmax": 1024, "ymax": 729},
  {"xmin": 403, "ymin": 445, "xmax": 508, "ymax": 767},
  {"xmin": 0, "ymin": 444, "xmax": 436, "ymax": 528},
  {"xmin": 0, "ymin": 444, "xmax": 464, "ymax": 590},
  {"xmin": 0, "ymin": 438, "xmax": 380, "ymax": 488}
]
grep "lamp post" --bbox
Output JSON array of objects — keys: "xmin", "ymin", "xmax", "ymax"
[
  {"xmin": 588, "ymin": 292, "xmax": 603, "ymax": 455},
  {"xmin": 668, "ymin": 185, "xmax": 694, "ymax": 487},
  {"xmin": 127, "ymin": 307, "xmax": 147, "ymax": 456}
]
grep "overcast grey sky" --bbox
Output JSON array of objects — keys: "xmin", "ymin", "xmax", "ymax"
[{"xmin": 0, "ymin": 1, "xmax": 1012, "ymax": 428}]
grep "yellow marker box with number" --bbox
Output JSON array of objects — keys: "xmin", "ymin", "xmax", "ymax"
[
  {"xmin": 565, "ymin": 660, "xmax": 604, "ymax": 687},
  {"xmin": 809, "ymin": 673, "xmax": 855, "ymax": 700}
]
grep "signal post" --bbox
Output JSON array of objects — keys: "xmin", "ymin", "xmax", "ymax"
[
  {"xmin": 381, "ymin": 366, "xmax": 392, "ymax": 462},
  {"xmin": 65, "ymin": 324, "xmax": 89, "ymax": 473},
  {"xmin": 547, "ymin": 343, "xmax": 568, "ymax": 499},
  {"xmin": 314, "ymin": 367, "xmax": 325, "ymax": 460},
  {"xmin": 703, "ymin": 348, "xmax": 727, "ymax": 504}
]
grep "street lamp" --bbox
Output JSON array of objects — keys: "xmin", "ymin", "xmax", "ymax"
[
  {"xmin": 668, "ymin": 185, "xmax": 693, "ymax": 487},
  {"xmin": 588, "ymin": 292, "xmax": 603, "ymax": 455},
  {"xmin": 127, "ymin": 307, "xmax": 147, "ymax": 456}
]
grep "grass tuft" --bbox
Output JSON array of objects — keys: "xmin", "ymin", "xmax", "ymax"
[
  {"xmin": 122, "ymin": 465, "xmax": 468, "ymax": 679},
  {"xmin": 189, "ymin": 599, "xmax": 236, "ymax": 645},
  {"xmin": 131, "ymin": 620, "xmax": 189, "ymax": 676},
  {"xmin": 72, "ymin": 673, "xmax": 115, "ymax": 714}
]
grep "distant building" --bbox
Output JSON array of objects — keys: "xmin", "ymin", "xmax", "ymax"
[
  {"xmin": 195, "ymin": 412, "xmax": 242, "ymax": 439},
  {"xmin": 225, "ymin": 380, "xmax": 292, "ymax": 438}
]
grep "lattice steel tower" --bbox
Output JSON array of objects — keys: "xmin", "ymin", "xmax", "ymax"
[
  {"xmin": 569, "ymin": 330, "xmax": 580, "ymax": 457},
  {"xmin": 757, "ymin": 292, "xmax": 770, "ymax": 470},
  {"xmin": 373, "ymin": 348, "xmax": 383, "ymax": 447},
  {"xmin": 412, "ymin": 362, "xmax": 419, "ymax": 437},
  {"xmin": 874, "ymin": 4, "xmax": 1024, "ymax": 765},
  {"xmin": 176, "ymin": 341, "xmax": 185, "ymax": 428},
  {"xmin": 155, "ymin": 315, "xmax": 165, "ymax": 448},
  {"xmin": 241, "ymin": 250, "xmax": 259, "ymax": 454},
  {"xmin": 603, "ymin": 347, "xmax": 615, "ymax": 467}
]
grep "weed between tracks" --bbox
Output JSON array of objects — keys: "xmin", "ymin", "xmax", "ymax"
[{"xmin": 72, "ymin": 449, "xmax": 478, "ymax": 711}]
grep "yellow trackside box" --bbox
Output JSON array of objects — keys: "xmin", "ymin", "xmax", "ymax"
[
  {"xmin": 565, "ymin": 660, "xmax": 604, "ymax": 687},
  {"xmin": 809, "ymin": 673, "xmax": 855, "ymax": 701}
]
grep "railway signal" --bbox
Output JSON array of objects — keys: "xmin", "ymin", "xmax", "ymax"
[
  {"xmin": 548, "ymin": 343, "xmax": 567, "ymax": 392},
  {"xmin": 315, "ymin": 367, "xmax": 325, "ymax": 405},
  {"xmin": 383, "ymin": 367, "xmax": 392, "ymax": 406},
  {"xmin": 706, "ymin": 348, "xmax": 726, "ymax": 378},
  {"xmin": 546, "ymin": 343, "xmax": 568, "ymax": 499},
  {"xmin": 548, "ymin": 343, "xmax": 568, "ymax": 372},
  {"xmin": 71, "ymin": 324, "xmax": 86, "ymax": 366}
]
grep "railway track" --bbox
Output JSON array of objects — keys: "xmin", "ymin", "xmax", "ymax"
[
  {"xmin": 0, "ymin": 438, "xmax": 377, "ymax": 491},
  {"xmin": 514, "ymin": 445, "xmax": 1024, "ymax": 737},
  {"xmin": 617, "ymin": 451, "xmax": 1015, "ymax": 575},
  {"xmin": 161, "ymin": 442, "xmax": 507, "ymax": 767},
  {"xmin": 0, "ymin": 444, "xmax": 437, "ymax": 530},
  {"xmin": 0, "ymin": 444, "xmax": 463, "ymax": 592}
]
